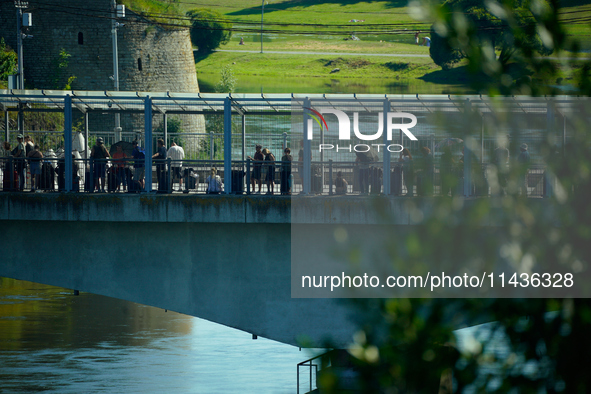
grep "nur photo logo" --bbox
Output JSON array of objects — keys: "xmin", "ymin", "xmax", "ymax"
[{"xmin": 304, "ymin": 107, "xmax": 419, "ymax": 153}]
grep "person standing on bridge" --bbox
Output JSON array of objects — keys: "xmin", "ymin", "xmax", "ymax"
[
  {"xmin": 167, "ymin": 141, "xmax": 185, "ymax": 192},
  {"xmin": 247, "ymin": 144, "xmax": 264, "ymax": 194},
  {"xmin": 27, "ymin": 144, "xmax": 43, "ymax": 192},
  {"xmin": 152, "ymin": 139, "xmax": 167, "ymax": 192},
  {"xmin": 12, "ymin": 135, "xmax": 26, "ymax": 191},
  {"xmin": 131, "ymin": 141, "xmax": 145, "ymax": 191},
  {"xmin": 90, "ymin": 137, "xmax": 110, "ymax": 193},
  {"xmin": 280, "ymin": 147, "xmax": 292, "ymax": 195},
  {"xmin": 263, "ymin": 148, "xmax": 276, "ymax": 195}
]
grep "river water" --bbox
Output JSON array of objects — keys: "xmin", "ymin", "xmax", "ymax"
[{"xmin": 0, "ymin": 278, "xmax": 319, "ymax": 393}]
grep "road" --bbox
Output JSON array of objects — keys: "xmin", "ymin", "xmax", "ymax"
[
  {"xmin": 207, "ymin": 49, "xmax": 589, "ymax": 61},
  {"xmin": 211, "ymin": 49, "xmax": 430, "ymax": 57}
]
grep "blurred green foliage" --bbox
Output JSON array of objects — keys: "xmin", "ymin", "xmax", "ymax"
[{"xmin": 322, "ymin": 1, "xmax": 591, "ymax": 392}]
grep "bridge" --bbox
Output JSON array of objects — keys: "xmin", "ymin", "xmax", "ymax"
[
  {"xmin": 0, "ymin": 193, "xmax": 372, "ymax": 347},
  {"xmin": 0, "ymin": 90, "xmax": 579, "ymax": 347}
]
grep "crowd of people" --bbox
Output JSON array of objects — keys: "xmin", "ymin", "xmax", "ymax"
[
  {"xmin": 247, "ymin": 144, "xmax": 293, "ymax": 195},
  {"xmin": 2, "ymin": 136, "xmax": 534, "ymax": 196}
]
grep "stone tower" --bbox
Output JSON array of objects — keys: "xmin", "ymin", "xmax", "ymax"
[{"xmin": 0, "ymin": 0, "xmax": 205, "ymax": 136}]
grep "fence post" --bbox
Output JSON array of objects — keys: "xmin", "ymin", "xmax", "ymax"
[
  {"xmin": 8, "ymin": 157, "xmax": 14, "ymax": 191},
  {"xmin": 210, "ymin": 131, "xmax": 214, "ymax": 160},
  {"xmin": 167, "ymin": 157, "xmax": 172, "ymax": 194},
  {"xmin": 463, "ymin": 99, "xmax": 472, "ymax": 197},
  {"xmin": 544, "ymin": 100, "xmax": 554, "ymax": 198},
  {"xmin": 246, "ymin": 158, "xmax": 251, "ymax": 194},
  {"xmin": 89, "ymin": 157, "xmax": 94, "ymax": 192},
  {"xmin": 224, "ymin": 97, "xmax": 232, "ymax": 194},
  {"xmin": 4, "ymin": 109, "xmax": 9, "ymax": 142},
  {"xmin": 303, "ymin": 98, "xmax": 311, "ymax": 195},
  {"xmin": 84, "ymin": 112, "xmax": 89, "ymax": 160},
  {"xmin": 184, "ymin": 165, "xmax": 190, "ymax": 194},
  {"xmin": 163, "ymin": 113, "xmax": 168, "ymax": 148},
  {"xmin": 329, "ymin": 159, "xmax": 333, "ymax": 196},
  {"xmin": 383, "ymin": 98, "xmax": 391, "ymax": 195},
  {"xmin": 144, "ymin": 96, "xmax": 153, "ymax": 193},
  {"xmin": 64, "ymin": 95, "xmax": 73, "ymax": 192}
]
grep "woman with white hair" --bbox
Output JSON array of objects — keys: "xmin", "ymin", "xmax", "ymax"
[{"xmin": 205, "ymin": 168, "xmax": 223, "ymax": 194}]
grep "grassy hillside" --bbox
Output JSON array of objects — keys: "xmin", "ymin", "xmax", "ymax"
[{"xmin": 117, "ymin": 0, "xmax": 591, "ymax": 94}]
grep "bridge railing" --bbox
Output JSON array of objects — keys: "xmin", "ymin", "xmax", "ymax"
[
  {"xmin": 0, "ymin": 155, "xmax": 549, "ymax": 197},
  {"xmin": 297, "ymin": 352, "xmax": 325, "ymax": 394}
]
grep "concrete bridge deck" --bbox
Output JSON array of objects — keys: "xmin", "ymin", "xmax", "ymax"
[{"xmin": 0, "ymin": 193, "xmax": 552, "ymax": 347}]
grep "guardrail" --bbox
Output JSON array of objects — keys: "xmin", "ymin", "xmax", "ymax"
[
  {"xmin": 297, "ymin": 352, "xmax": 327, "ymax": 394},
  {"xmin": 0, "ymin": 155, "xmax": 549, "ymax": 197}
]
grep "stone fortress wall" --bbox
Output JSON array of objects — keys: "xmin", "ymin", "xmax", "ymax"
[{"xmin": 0, "ymin": 0, "xmax": 205, "ymax": 138}]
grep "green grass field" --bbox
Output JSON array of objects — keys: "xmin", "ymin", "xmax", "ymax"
[{"xmin": 121, "ymin": 0, "xmax": 591, "ymax": 94}]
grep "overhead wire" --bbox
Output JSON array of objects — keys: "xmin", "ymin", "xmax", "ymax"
[{"xmin": 9, "ymin": 0, "xmax": 591, "ymax": 37}]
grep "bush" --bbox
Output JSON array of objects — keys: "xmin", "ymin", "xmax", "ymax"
[
  {"xmin": 186, "ymin": 8, "xmax": 232, "ymax": 54},
  {"xmin": 0, "ymin": 37, "xmax": 17, "ymax": 82}
]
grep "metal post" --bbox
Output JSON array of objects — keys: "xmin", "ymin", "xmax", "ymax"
[
  {"xmin": 303, "ymin": 99, "xmax": 311, "ymax": 195},
  {"xmin": 260, "ymin": 0, "xmax": 265, "ymax": 54},
  {"xmin": 464, "ymin": 99, "xmax": 472, "ymax": 197},
  {"xmin": 89, "ymin": 158, "xmax": 94, "ymax": 192},
  {"xmin": 4, "ymin": 110, "xmax": 8, "ymax": 142},
  {"xmin": 224, "ymin": 97, "xmax": 232, "ymax": 194},
  {"xmin": 320, "ymin": 119, "xmax": 324, "ymax": 193},
  {"xmin": 545, "ymin": 100, "xmax": 554, "ymax": 198},
  {"xmin": 163, "ymin": 113, "xmax": 168, "ymax": 147},
  {"xmin": 210, "ymin": 131, "xmax": 214, "ymax": 160},
  {"xmin": 246, "ymin": 158, "xmax": 251, "ymax": 194},
  {"xmin": 18, "ymin": 104, "xmax": 23, "ymax": 135},
  {"xmin": 84, "ymin": 111, "xmax": 89, "ymax": 159},
  {"xmin": 167, "ymin": 157, "xmax": 172, "ymax": 194},
  {"xmin": 111, "ymin": 0, "xmax": 120, "ymax": 131},
  {"xmin": 64, "ymin": 95, "xmax": 73, "ymax": 192},
  {"xmin": 481, "ymin": 113, "xmax": 484, "ymax": 164},
  {"xmin": 144, "ymin": 96, "xmax": 153, "ymax": 192},
  {"xmin": 15, "ymin": 2, "xmax": 25, "ymax": 90},
  {"xmin": 383, "ymin": 99, "xmax": 391, "ymax": 195},
  {"xmin": 563, "ymin": 114, "xmax": 566, "ymax": 157},
  {"xmin": 241, "ymin": 114, "xmax": 246, "ymax": 162},
  {"xmin": 329, "ymin": 159, "xmax": 333, "ymax": 196}
]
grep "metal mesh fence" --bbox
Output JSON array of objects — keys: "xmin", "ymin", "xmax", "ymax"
[{"xmin": 0, "ymin": 92, "xmax": 582, "ymax": 195}]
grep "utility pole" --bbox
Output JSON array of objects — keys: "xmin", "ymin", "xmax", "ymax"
[
  {"xmin": 260, "ymin": 0, "xmax": 265, "ymax": 54},
  {"xmin": 14, "ymin": 0, "xmax": 29, "ymax": 90},
  {"xmin": 111, "ymin": 0, "xmax": 125, "ymax": 140}
]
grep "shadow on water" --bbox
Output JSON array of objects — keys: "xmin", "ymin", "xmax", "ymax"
[
  {"xmin": 228, "ymin": 0, "xmax": 408, "ymax": 17},
  {"xmin": 0, "ymin": 277, "xmax": 192, "ymax": 351}
]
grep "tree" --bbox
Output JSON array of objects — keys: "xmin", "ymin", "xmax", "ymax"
[
  {"xmin": 0, "ymin": 37, "xmax": 17, "ymax": 82},
  {"xmin": 429, "ymin": 0, "xmax": 553, "ymax": 71},
  {"xmin": 186, "ymin": 9, "xmax": 232, "ymax": 54},
  {"xmin": 318, "ymin": 1, "xmax": 591, "ymax": 392},
  {"xmin": 214, "ymin": 64, "xmax": 236, "ymax": 94}
]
